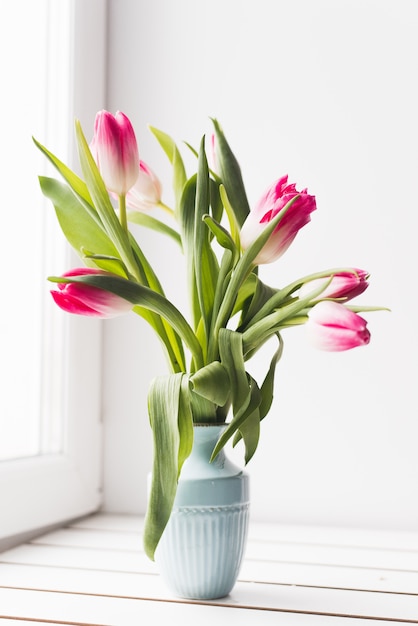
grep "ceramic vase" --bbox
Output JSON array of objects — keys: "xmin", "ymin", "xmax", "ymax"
[{"xmin": 154, "ymin": 423, "xmax": 250, "ymax": 599}]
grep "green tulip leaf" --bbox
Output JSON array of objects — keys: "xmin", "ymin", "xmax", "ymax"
[
  {"xmin": 143, "ymin": 373, "xmax": 193, "ymax": 560},
  {"xmin": 194, "ymin": 138, "xmax": 219, "ymax": 343},
  {"xmin": 82, "ymin": 252, "xmax": 128, "ymax": 277},
  {"xmin": 148, "ymin": 126, "xmax": 187, "ymax": 215},
  {"xmin": 211, "ymin": 119, "xmax": 250, "ymax": 227},
  {"xmin": 178, "ymin": 375, "xmax": 194, "ymax": 474},
  {"xmin": 210, "ymin": 329, "xmax": 253, "ymax": 459},
  {"xmin": 190, "ymin": 362, "xmax": 230, "ymax": 407},
  {"xmin": 219, "ymin": 184, "xmax": 241, "ymax": 251},
  {"xmin": 33, "ymin": 137, "xmax": 92, "ymax": 205},
  {"xmin": 234, "ymin": 333, "xmax": 284, "ymax": 451},
  {"xmin": 238, "ymin": 275, "xmax": 279, "ymax": 330},
  {"xmin": 209, "ymin": 177, "xmax": 224, "ymax": 225},
  {"xmin": 232, "ymin": 377, "xmax": 261, "ymax": 463},
  {"xmin": 178, "ymin": 175, "xmax": 200, "ymax": 328},
  {"xmin": 39, "ymin": 177, "xmax": 119, "ymax": 261},
  {"xmin": 258, "ymin": 333, "xmax": 284, "ymax": 419},
  {"xmin": 231, "ymin": 273, "xmax": 258, "ymax": 316},
  {"xmin": 203, "ymin": 214, "xmax": 238, "ymax": 259}
]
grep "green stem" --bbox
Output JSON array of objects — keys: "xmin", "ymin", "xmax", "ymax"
[
  {"xmin": 242, "ymin": 268, "xmax": 360, "ymax": 331},
  {"xmin": 119, "ymin": 194, "xmax": 128, "ymax": 233},
  {"xmin": 158, "ymin": 201, "xmax": 175, "ymax": 217},
  {"xmin": 210, "ymin": 258, "xmax": 254, "ymax": 352}
]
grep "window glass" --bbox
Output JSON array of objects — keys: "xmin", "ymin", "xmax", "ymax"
[{"xmin": 0, "ymin": 0, "xmax": 70, "ymax": 460}]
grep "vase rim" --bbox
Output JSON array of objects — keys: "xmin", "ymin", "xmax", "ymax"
[{"xmin": 192, "ymin": 422, "xmax": 227, "ymax": 429}]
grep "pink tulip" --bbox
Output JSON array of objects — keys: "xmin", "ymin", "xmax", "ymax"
[
  {"xmin": 298, "ymin": 269, "xmax": 369, "ymax": 302},
  {"xmin": 50, "ymin": 268, "xmax": 133, "ymax": 318},
  {"xmin": 240, "ymin": 175, "xmax": 316, "ymax": 264},
  {"xmin": 126, "ymin": 160, "xmax": 162, "ymax": 211},
  {"xmin": 306, "ymin": 301, "xmax": 370, "ymax": 351},
  {"xmin": 90, "ymin": 110, "xmax": 139, "ymax": 195}
]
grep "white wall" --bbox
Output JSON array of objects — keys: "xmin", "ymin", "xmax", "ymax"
[{"xmin": 102, "ymin": 0, "xmax": 418, "ymax": 530}]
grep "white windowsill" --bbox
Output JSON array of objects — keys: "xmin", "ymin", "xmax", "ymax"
[{"xmin": 0, "ymin": 512, "xmax": 417, "ymax": 624}]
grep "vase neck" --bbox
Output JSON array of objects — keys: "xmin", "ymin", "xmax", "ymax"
[
  {"xmin": 178, "ymin": 424, "xmax": 244, "ymax": 482},
  {"xmin": 191, "ymin": 424, "xmax": 225, "ymax": 463}
]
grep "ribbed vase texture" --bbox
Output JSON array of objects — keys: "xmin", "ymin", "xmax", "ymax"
[{"xmin": 154, "ymin": 425, "xmax": 250, "ymax": 599}]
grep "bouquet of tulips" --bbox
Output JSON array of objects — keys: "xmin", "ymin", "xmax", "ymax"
[{"xmin": 34, "ymin": 111, "xmax": 383, "ymax": 558}]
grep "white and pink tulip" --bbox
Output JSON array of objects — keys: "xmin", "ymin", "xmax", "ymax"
[
  {"xmin": 51, "ymin": 268, "xmax": 132, "ymax": 318},
  {"xmin": 240, "ymin": 175, "xmax": 316, "ymax": 264},
  {"xmin": 126, "ymin": 160, "xmax": 163, "ymax": 211},
  {"xmin": 299, "ymin": 269, "xmax": 369, "ymax": 302},
  {"xmin": 90, "ymin": 110, "xmax": 139, "ymax": 195},
  {"xmin": 306, "ymin": 301, "xmax": 370, "ymax": 351}
]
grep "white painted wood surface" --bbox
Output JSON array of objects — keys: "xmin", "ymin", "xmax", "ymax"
[{"xmin": 0, "ymin": 514, "xmax": 417, "ymax": 625}]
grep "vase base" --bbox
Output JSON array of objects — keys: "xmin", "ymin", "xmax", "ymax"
[{"xmin": 155, "ymin": 502, "xmax": 250, "ymax": 600}]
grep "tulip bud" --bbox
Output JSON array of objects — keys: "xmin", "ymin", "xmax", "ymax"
[
  {"xmin": 126, "ymin": 160, "xmax": 162, "ymax": 211},
  {"xmin": 91, "ymin": 110, "xmax": 139, "ymax": 195},
  {"xmin": 298, "ymin": 269, "xmax": 369, "ymax": 302},
  {"xmin": 50, "ymin": 268, "xmax": 133, "ymax": 318},
  {"xmin": 306, "ymin": 301, "xmax": 370, "ymax": 351},
  {"xmin": 240, "ymin": 175, "xmax": 316, "ymax": 264}
]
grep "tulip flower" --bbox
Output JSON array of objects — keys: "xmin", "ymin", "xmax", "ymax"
[
  {"xmin": 91, "ymin": 110, "xmax": 139, "ymax": 196},
  {"xmin": 126, "ymin": 160, "xmax": 163, "ymax": 211},
  {"xmin": 50, "ymin": 268, "xmax": 133, "ymax": 318},
  {"xmin": 306, "ymin": 301, "xmax": 370, "ymax": 351},
  {"xmin": 240, "ymin": 175, "xmax": 316, "ymax": 264},
  {"xmin": 298, "ymin": 269, "xmax": 369, "ymax": 302}
]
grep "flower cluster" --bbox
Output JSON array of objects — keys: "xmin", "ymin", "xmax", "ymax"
[{"xmin": 35, "ymin": 111, "xmax": 383, "ymax": 559}]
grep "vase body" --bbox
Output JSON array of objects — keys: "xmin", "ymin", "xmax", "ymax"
[{"xmin": 154, "ymin": 424, "xmax": 250, "ymax": 599}]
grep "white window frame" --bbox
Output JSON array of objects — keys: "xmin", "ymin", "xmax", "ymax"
[{"xmin": 0, "ymin": 0, "xmax": 107, "ymax": 547}]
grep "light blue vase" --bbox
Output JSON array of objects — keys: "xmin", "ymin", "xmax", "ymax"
[{"xmin": 154, "ymin": 424, "xmax": 250, "ymax": 600}]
